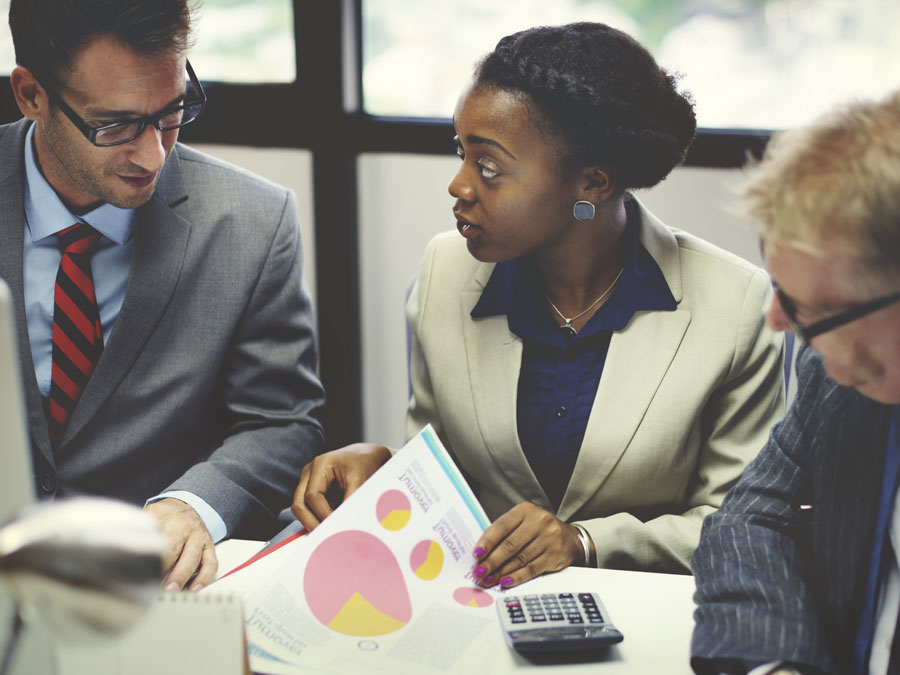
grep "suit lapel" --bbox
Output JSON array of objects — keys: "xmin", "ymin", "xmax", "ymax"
[
  {"xmin": 58, "ymin": 150, "xmax": 192, "ymax": 449},
  {"xmin": 558, "ymin": 308, "xmax": 690, "ymax": 519},
  {"xmin": 460, "ymin": 270, "xmax": 551, "ymax": 507},
  {"xmin": 0, "ymin": 120, "xmax": 56, "ymax": 466}
]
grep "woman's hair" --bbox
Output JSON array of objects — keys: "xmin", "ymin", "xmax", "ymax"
[
  {"xmin": 9, "ymin": 0, "xmax": 194, "ymax": 89},
  {"xmin": 740, "ymin": 89, "xmax": 900, "ymax": 280},
  {"xmin": 473, "ymin": 22, "xmax": 696, "ymax": 192}
]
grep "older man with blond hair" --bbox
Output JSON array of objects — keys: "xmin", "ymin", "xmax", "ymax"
[{"xmin": 691, "ymin": 90, "xmax": 900, "ymax": 675}]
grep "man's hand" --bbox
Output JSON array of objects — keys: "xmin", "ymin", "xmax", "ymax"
[
  {"xmin": 292, "ymin": 443, "xmax": 392, "ymax": 531},
  {"xmin": 144, "ymin": 498, "xmax": 218, "ymax": 592}
]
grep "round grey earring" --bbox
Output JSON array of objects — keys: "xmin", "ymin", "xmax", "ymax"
[{"xmin": 573, "ymin": 201, "xmax": 595, "ymax": 221}]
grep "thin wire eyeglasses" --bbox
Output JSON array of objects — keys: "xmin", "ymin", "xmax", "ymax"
[
  {"xmin": 41, "ymin": 60, "xmax": 206, "ymax": 147},
  {"xmin": 774, "ymin": 283, "xmax": 900, "ymax": 345}
]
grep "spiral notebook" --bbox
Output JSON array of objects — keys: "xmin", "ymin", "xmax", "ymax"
[{"xmin": 54, "ymin": 592, "xmax": 248, "ymax": 675}]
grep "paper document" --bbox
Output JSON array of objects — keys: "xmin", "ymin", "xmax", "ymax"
[{"xmin": 242, "ymin": 425, "xmax": 502, "ymax": 674}]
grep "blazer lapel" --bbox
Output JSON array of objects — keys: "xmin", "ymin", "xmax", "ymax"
[
  {"xmin": 558, "ymin": 308, "xmax": 690, "ymax": 520},
  {"xmin": 460, "ymin": 267, "xmax": 552, "ymax": 508},
  {"xmin": 58, "ymin": 150, "xmax": 192, "ymax": 449},
  {"xmin": 0, "ymin": 120, "xmax": 56, "ymax": 466},
  {"xmin": 559, "ymin": 201, "xmax": 690, "ymax": 520}
]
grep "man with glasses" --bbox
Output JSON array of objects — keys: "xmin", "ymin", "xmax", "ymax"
[
  {"xmin": 691, "ymin": 91, "xmax": 900, "ymax": 674},
  {"xmin": 0, "ymin": 0, "xmax": 325, "ymax": 591}
]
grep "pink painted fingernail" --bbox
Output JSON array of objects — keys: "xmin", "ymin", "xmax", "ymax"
[
  {"xmin": 473, "ymin": 565, "xmax": 486, "ymax": 577},
  {"xmin": 484, "ymin": 575, "xmax": 495, "ymax": 586},
  {"xmin": 500, "ymin": 576, "xmax": 513, "ymax": 587},
  {"xmin": 474, "ymin": 546, "xmax": 485, "ymax": 558}
]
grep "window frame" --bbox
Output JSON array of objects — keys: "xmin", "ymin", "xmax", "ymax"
[{"xmin": 0, "ymin": 0, "xmax": 770, "ymax": 444}]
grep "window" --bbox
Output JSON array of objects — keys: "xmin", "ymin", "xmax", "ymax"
[
  {"xmin": 362, "ymin": 0, "xmax": 900, "ymax": 130},
  {"xmin": 192, "ymin": 0, "xmax": 295, "ymax": 83},
  {"xmin": 0, "ymin": 0, "xmax": 12, "ymax": 75},
  {"xmin": 0, "ymin": 0, "xmax": 296, "ymax": 83}
]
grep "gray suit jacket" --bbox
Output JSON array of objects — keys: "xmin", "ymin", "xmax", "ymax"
[
  {"xmin": 0, "ymin": 118, "xmax": 325, "ymax": 538},
  {"xmin": 691, "ymin": 347, "xmax": 892, "ymax": 674}
]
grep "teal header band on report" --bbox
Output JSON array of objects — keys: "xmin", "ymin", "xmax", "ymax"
[{"xmin": 421, "ymin": 427, "xmax": 489, "ymax": 531}]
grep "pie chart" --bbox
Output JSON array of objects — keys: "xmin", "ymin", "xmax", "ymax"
[
  {"xmin": 376, "ymin": 489, "xmax": 412, "ymax": 531},
  {"xmin": 452, "ymin": 587, "xmax": 494, "ymax": 608},
  {"xmin": 304, "ymin": 530, "xmax": 413, "ymax": 636},
  {"xmin": 409, "ymin": 540, "xmax": 444, "ymax": 580}
]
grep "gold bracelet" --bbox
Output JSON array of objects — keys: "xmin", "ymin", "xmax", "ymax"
[{"xmin": 572, "ymin": 524, "xmax": 592, "ymax": 567}]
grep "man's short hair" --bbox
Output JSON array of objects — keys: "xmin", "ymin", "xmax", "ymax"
[
  {"xmin": 8, "ymin": 0, "xmax": 194, "ymax": 89},
  {"xmin": 740, "ymin": 89, "xmax": 900, "ymax": 280}
]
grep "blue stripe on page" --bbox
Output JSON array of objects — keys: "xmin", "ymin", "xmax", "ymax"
[{"xmin": 421, "ymin": 427, "xmax": 490, "ymax": 531}]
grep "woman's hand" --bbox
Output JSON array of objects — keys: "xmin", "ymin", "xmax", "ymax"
[
  {"xmin": 469, "ymin": 502, "xmax": 588, "ymax": 589},
  {"xmin": 292, "ymin": 443, "xmax": 392, "ymax": 530}
]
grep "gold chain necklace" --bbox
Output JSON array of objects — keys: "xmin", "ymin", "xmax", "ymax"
[{"xmin": 547, "ymin": 267, "xmax": 624, "ymax": 336}]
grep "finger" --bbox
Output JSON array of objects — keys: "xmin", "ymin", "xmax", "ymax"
[
  {"xmin": 189, "ymin": 541, "xmax": 219, "ymax": 591},
  {"xmin": 472, "ymin": 505, "xmax": 527, "ymax": 565},
  {"xmin": 491, "ymin": 550, "xmax": 557, "ymax": 589},
  {"xmin": 474, "ymin": 504, "xmax": 546, "ymax": 575},
  {"xmin": 159, "ymin": 533, "xmax": 183, "ymax": 575},
  {"xmin": 485, "ymin": 538, "xmax": 549, "ymax": 587},
  {"xmin": 475, "ymin": 529, "xmax": 541, "ymax": 587},
  {"xmin": 292, "ymin": 465, "xmax": 324, "ymax": 531},
  {"xmin": 163, "ymin": 535, "xmax": 204, "ymax": 591},
  {"xmin": 302, "ymin": 462, "xmax": 342, "ymax": 525}
]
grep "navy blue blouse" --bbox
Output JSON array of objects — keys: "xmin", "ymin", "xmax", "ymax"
[{"xmin": 470, "ymin": 201, "xmax": 676, "ymax": 508}]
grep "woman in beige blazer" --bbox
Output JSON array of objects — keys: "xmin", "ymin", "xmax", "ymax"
[{"xmin": 294, "ymin": 23, "xmax": 785, "ymax": 585}]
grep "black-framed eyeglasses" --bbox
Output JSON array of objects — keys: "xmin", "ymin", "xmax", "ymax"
[
  {"xmin": 774, "ymin": 283, "xmax": 900, "ymax": 345},
  {"xmin": 42, "ymin": 60, "xmax": 206, "ymax": 147}
]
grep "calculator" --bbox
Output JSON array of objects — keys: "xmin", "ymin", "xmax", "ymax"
[{"xmin": 497, "ymin": 591, "xmax": 624, "ymax": 654}]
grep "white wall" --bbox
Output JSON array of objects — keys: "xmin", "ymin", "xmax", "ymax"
[{"xmin": 357, "ymin": 156, "xmax": 766, "ymax": 447}]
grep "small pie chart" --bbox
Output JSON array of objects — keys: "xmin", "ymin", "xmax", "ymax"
[
  {"xmin": 409, "ymin": 540, "xmax": 444, "ymax": 580},
  {"xmin": 376, "ymin": 489, "xmax": 412, "ymax": 531},
  {"xmin": 453, "ymin": 587, "xmax": 494, "ymax": 608},
  {"xmin": 304, "ymin": 530, "xmax": 413, "ymax": 636}
]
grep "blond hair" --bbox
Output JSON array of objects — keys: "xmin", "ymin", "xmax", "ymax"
[{"xmin": 740, "ymin": 90, "xmax": 900, "ymax": 279}]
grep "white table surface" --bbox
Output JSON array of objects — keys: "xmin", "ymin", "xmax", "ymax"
[{"xmin": 215, "ymin": 539, "xmax": 698, "ymax": 674}]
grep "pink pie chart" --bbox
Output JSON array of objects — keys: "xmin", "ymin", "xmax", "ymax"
[{"xmin": 453, "ymin": 587, "xmax": 494, "ymax": 608}]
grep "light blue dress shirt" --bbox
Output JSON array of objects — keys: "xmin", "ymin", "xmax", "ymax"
[{"xmin": 21, "ymin": 122, "xmax": 226, "ymax": 543}]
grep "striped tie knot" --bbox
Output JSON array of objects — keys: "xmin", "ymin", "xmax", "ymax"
[
  {"xmin": 48, "ymin": 223, "xmax": 103, "ymax": 447},
  {"xmin": 58, "ymin": 222, "xmax": 102, "ymax": 256}
]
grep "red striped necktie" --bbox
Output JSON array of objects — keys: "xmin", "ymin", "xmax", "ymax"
[{"xmin": 48, "ymin": 223, "xmax": 103, "ymax": 447}]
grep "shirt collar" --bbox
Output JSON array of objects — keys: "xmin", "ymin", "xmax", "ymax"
[
  {"xmin": 24, "ymin": 122, "xmax": 136, "ymax": 246},
  {"xmin": 471, "ymin": 198, "xmax": 676, "ymax": 346}
]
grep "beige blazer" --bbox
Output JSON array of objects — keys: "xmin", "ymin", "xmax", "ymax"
[{"xmin": 406, "ymin": 200, "xmax": 785, "ymax": 573}]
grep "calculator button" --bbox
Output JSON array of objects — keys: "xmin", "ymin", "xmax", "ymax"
[
  {"xmin": 530, "ymin": 614, "xmax": 547, "ymax": 622},
  {"xmin": 511, "ymin": 616, "xmax": 527, "ymax": 624},
  {"xmin": 548, "ymin": 613, "xmax": 564, "ymax": 621},
  {"xmin": 567, "ymin": 615, "xmax": 584, "ymax": 624}
]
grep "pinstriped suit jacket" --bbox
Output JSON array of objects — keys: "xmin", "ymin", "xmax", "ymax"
[
  {"xmin": 0, "ymin": 118, "xmax": 326, "ymax": 538},
  {"xmin": 691, "ymin": 347, "xmax": 892, "ymax": 674}
]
